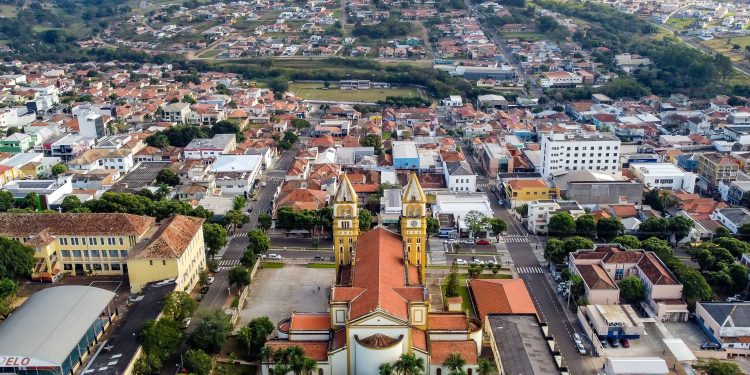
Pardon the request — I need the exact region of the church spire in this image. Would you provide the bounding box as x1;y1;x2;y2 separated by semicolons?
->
401;173;427;282
335;173;357;203
403;173;426;204
333;173;360;278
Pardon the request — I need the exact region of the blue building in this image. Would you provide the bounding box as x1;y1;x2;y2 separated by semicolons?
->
393;141;420;169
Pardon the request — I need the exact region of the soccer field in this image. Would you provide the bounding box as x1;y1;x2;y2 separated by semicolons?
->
288;82;423;102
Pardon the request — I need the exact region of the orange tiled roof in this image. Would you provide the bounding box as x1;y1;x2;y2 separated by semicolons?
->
0;213;154;237
128;215;204;259
265;340;329;361
468;279;537;321
290;313;330;331
429;341;478;365
507;179;548;190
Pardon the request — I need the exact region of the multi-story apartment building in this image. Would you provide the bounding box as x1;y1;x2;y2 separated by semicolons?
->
525;200;585;234
696;153;739;188
0;213;155;282
480;142;513;178
162;102;192;123
539;133;621;178
183;134;237;160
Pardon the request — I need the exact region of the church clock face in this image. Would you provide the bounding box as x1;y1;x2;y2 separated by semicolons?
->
410;220;418;227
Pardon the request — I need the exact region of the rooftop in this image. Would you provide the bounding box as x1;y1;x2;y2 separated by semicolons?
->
487;315;561;375
184;134;235;150
128;215;204;260
0;286;115;365
630;162;690;177
699;302;750;328
468;278;536;321
0;213;154;237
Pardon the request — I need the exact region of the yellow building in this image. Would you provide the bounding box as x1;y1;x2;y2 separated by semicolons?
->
0;213;155;281
0;165;23;185
400;173;428;281
333;174;360;269
504;178;559;207
127;215;206;293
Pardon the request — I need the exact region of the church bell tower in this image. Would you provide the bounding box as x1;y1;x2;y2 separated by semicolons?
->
401;173;427;281
333;174;359;271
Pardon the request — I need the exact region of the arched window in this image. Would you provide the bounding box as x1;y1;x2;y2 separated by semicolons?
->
436;369;442;375
318;370;323;375
467;369;472;375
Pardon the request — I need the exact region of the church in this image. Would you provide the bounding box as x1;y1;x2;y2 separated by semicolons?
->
264;174;482;375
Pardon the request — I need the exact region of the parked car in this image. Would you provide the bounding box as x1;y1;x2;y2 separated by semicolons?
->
727;294;744;302
701;342;721;350
207;276;215;285
455;259;468;265
609;338;620;348
460;239;473;245
485;260;498;266
444;238;456;244
182;318;191;328
200;286;209;295
469;259;485;266
600;340;608;349
313;256;325;261
621;339;630;348
573;333;582;346
576;343;587;355
267;253;282;259
475;239;491;245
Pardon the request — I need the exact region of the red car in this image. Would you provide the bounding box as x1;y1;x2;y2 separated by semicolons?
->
475;239;491;245
621;339;630;348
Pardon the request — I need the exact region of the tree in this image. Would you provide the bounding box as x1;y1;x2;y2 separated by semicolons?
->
199;270;209;287
51;163;68;176
240;249;257;268
487;218;507;240
139;318;183;364
162;291;197;322
712;237;750;259
0;238;35;279
278;130;300;150
0;278;17;318
569;274;584;298
0;191;14;212
379;363;396;375
426;217;440;237
393;353;425;375
188;310;232;354
669;216;694;243
563;236;594;254
224;209;247;230
258;212;272;232
667;259;713;302
155;168;179;186
574;215;596;238
613;235;641;249
477;359;496;375
227;265;251;290
726;263;750;294
596;217;625;242
183;349;213;375
233;196;247;210
237;316;275;357
60;195;83;212
641;237;673;261
548;212;576;237
618;276;644;303
5;127;19;137
358;209;373;231
638;217;670;240
247;229;270;255
694;359;742;375
269;79;289;96
544;238;566;264
203;223;228;257
714;226;732;238
464;210;488;238
643;189;664;212
443;353;466;375
445;262;460;298
361;134;383;154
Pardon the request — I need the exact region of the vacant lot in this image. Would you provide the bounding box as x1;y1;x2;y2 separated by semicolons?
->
288;82;422;102
666;17;697;30
701;36;750;63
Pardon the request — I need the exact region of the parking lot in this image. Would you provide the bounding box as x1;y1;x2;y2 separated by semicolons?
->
237;264;334;329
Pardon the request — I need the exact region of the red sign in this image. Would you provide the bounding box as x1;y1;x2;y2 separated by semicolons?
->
0;356;31;366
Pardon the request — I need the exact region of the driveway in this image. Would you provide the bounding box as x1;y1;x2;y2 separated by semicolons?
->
237;264;334;329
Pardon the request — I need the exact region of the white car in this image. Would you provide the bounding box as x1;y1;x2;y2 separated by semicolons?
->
445;238;456;243
182;318;192;328
267;254;282;259
207;276;215;285
485;260;498;266
469;259;485;266
573;333;582;346
455;259;468;265
576;343;587;355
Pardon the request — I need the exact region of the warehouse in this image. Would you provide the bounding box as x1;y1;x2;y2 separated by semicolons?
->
0;286;116;375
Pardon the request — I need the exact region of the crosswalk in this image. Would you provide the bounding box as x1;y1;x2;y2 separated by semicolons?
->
233;232;248;238
271;168;287;173
516;266;545;274
219;259;240;267
266;176;284;181
498;235;527;243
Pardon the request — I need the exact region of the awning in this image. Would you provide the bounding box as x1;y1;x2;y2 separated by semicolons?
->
663;338;697;362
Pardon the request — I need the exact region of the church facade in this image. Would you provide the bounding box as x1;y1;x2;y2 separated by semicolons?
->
264;174;482;375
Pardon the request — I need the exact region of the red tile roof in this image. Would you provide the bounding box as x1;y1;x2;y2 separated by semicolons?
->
128;215;204;259
429;341;478;365
576;264;617;289
265;340;329;361
468;279;537;321
290;313;330;331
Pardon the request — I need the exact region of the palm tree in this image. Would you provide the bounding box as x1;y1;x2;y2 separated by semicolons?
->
443;353;466;375
301;358;317;375
260;346;275;374
658;190;678;211
379;363;395;375
271;363;290;375
477;359;496;375
394;353;425;375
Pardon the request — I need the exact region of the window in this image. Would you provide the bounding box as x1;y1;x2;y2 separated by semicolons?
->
82;238;87;245
162;260;167;266
83;250;89;257
72;250;81;257
108;238;116;245
60;238;68;245
119;238;124;245
120;250;128;258
615;268;624;281
93;263;102;271
109;250;119;258
149;260;153;266
71;238;80;246
89;237;98;245
91;250;100;257
64;264;72;271
111;263;121;271
61;250;71;257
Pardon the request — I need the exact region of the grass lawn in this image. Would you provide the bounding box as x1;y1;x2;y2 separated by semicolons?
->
700;37;750;63
199;49;223;58
306;263;337;268
261;262;285;268
288;82;422;102
666;17;697;30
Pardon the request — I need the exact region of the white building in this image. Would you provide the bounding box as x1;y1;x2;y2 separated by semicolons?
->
442;161;476;192
78;112;106;140
539;71;583;88
604;357;667;375
696;302;750;351
432;193;494;236
539;132;621;178
162;102;191;123
441;95;463;107
628;163;696;192
711;207;750;234
209;154;262;194
184;134;237;160
526;200;585;234
724;125;750;146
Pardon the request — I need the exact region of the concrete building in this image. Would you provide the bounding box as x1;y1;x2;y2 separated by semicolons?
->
184;134;237;160
78;112;106;140
629;163;696;192
539;133;621;178
724;125;750;145
432;193;494;237
0;133;34;153
442;161;476;192
2;176;73;209
711;207;750;234
526;200;585;235
480;142;513;178
604;358;667;375
209;154;262;194
0;286;116;375
503;179;559;207
696;302;750;351
0;213;154;280
569;245;688;322
161;102;191;123
127;215;206;293
580;304;645;339
540;71;583;88
552;170;642;206
392;141;420;169
696;153;739;187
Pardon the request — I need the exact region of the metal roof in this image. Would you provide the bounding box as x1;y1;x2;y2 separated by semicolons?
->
0;286;115;365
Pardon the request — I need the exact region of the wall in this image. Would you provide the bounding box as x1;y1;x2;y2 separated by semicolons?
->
564;181;643;205
127;258;179;293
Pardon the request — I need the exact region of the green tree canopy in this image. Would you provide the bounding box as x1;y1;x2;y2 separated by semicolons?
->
187;310;232;354
359;209;373;231
712;237;750;259
60;195;83;212
237;316;275;358
228;265;251;290
694;359;742;375
548;212;575;236
638;217;670;240
0;238;34;279
51;163;68;176
618;275;644;303
258;212;272;232
139;318;183;365
155;168;179;186
596;217;625;242
612;235;641;249
203;223;228;257
247;229;270;255
574;214;596;238
183;349;213;375
162;291;197;322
